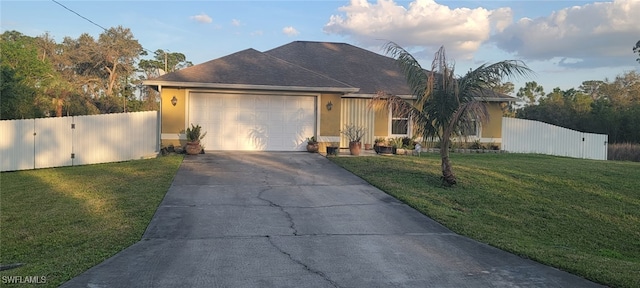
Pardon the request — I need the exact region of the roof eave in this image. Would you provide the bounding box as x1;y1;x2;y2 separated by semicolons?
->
143;80;359;93
342;93;516;102
476;97;517;102
343;93;416;99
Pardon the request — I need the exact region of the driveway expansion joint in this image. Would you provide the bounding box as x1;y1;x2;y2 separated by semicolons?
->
278;203;391;209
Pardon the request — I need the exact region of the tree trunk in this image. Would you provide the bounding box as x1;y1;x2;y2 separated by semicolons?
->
105;62;118;97
439;137;457;186
55;101;63;117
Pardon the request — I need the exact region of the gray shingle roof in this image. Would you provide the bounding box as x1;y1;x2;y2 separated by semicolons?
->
265;41;412;95
146;41;515;101
150;48;355;90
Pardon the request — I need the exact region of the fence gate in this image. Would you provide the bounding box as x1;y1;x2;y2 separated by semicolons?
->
1;111;158;172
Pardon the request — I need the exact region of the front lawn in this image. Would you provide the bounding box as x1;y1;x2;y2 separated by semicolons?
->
331;153;640;288
0;155;183;287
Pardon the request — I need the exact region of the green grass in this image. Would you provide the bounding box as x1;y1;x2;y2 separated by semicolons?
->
330;153;640;288
0;155;183;287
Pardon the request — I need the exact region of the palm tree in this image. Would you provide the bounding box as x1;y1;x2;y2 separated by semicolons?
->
373;42;532;186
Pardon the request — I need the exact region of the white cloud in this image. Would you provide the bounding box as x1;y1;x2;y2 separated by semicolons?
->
283;26;300;36
323;0;513;59
190;13;212;24
492;0;640;68
231;19;241;27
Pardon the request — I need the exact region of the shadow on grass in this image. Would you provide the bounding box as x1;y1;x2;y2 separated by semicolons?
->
0;156;183;287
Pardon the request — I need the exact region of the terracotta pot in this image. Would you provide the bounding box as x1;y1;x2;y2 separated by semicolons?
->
364;143;372;150
185;141;202;155
306;143;319;153
349;141;361;156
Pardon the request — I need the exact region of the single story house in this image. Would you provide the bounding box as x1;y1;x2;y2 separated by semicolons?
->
144;41;514;152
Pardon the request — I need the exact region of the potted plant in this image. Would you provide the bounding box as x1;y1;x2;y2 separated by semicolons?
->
341;124;366;156
185;123;207;155
372;137;389;154
364;143;373;150
306;136;319;153
389;137;404;155
373;137;385;152
326;142;339;156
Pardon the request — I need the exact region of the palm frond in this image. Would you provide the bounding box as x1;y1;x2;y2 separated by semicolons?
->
383;42;428;100
459;60;534;100
370;91;438;139
448;100;489;138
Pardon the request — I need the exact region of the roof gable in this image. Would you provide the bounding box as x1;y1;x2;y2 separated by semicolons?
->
265;41;412;95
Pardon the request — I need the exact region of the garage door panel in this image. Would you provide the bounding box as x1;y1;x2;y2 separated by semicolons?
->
248;125;268;150
189;93;315;151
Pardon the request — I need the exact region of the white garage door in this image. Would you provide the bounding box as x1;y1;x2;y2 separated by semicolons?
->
189;92;316;151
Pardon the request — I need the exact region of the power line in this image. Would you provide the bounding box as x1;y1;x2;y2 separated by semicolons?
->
50;0;156;55
51;0;109;32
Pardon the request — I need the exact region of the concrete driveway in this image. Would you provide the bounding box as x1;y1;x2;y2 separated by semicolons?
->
63;152;602;287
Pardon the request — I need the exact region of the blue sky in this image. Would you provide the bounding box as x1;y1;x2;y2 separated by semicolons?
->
2;0;639;94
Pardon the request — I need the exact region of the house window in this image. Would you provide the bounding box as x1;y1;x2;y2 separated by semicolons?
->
391;109;409;135
460;119;479;137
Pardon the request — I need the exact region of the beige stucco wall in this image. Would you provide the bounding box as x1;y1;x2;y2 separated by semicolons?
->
374;108;388;137
158;89;504;150
161;88;186;147
481;102;504;139
320;93;342;136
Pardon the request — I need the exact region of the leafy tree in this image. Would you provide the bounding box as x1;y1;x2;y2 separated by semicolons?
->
0;65;42;119
600;71;640;107
518;71;640;144
96;26;143;100
518;87;592;131
493;81;515;95
1;28;180;117
35;32;58;62
491;81;517;116
373;43;532;186
0;31;54;91
139;49;193;76
137;49;193;111
516;81;544;106
44;76;76;117
44;27;145;114
0;31;56;117
579;80;605;100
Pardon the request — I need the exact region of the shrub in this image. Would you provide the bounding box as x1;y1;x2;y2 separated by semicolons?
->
469;139;485;150
401;137;411;148
185;123;207;142
608;143;640;162
388;137;404;148
374;137;387;146
341;124;366;142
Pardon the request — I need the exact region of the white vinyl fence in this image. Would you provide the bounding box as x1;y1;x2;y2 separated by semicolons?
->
502;117;608;160
1;111;159;172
